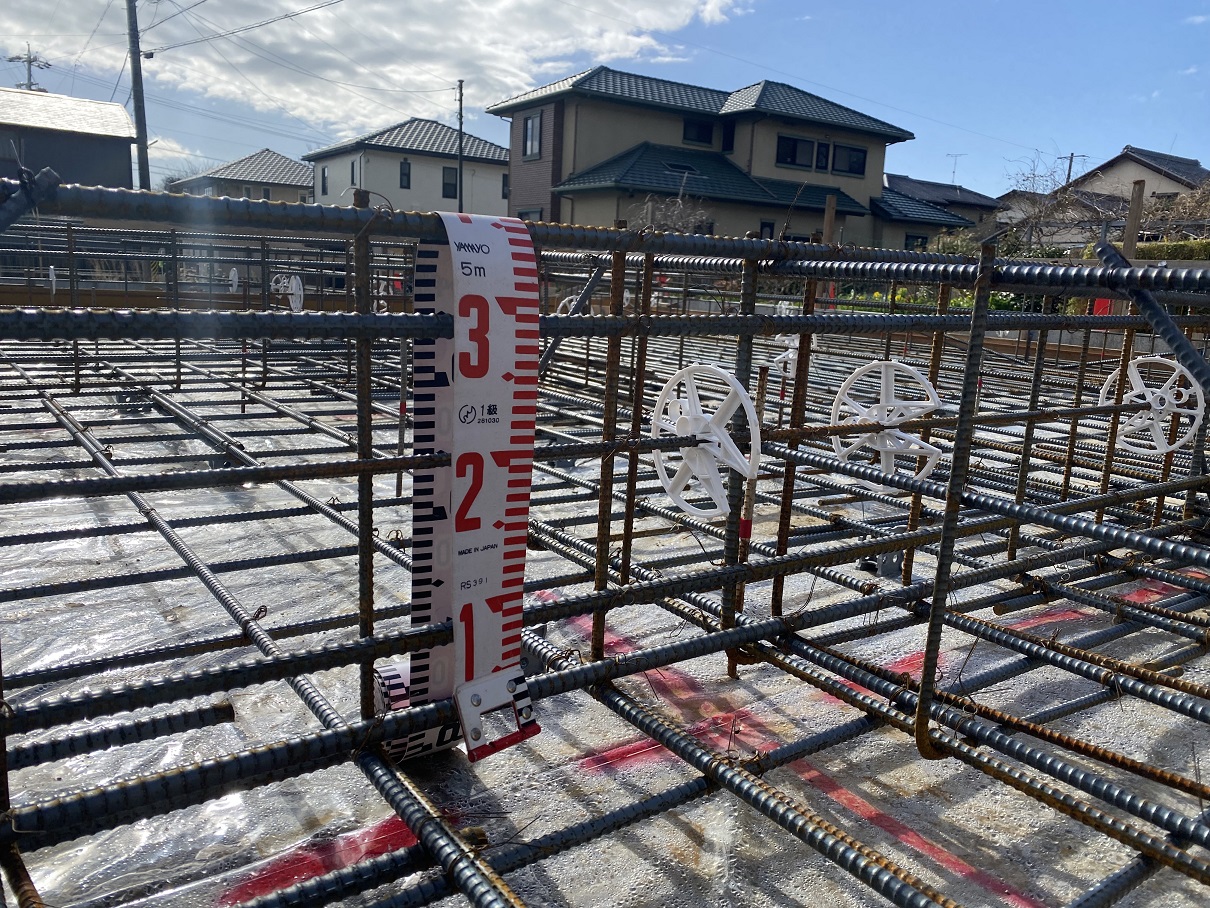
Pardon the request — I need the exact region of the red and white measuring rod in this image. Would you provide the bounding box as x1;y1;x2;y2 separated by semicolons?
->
377;213;541;763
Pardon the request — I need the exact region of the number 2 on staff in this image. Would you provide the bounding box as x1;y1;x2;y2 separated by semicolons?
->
455;452;484;531
458;294;490;379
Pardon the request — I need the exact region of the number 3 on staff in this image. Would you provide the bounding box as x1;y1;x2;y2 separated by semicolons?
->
458;294;490;379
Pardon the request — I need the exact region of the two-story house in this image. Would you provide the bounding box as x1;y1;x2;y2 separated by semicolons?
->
167;148;313;201
486;66;967;248
303;118;509;215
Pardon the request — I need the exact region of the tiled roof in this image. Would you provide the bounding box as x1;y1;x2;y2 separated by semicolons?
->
173;148;312;189
0;86;134;140
487;66;727;115
721;81;913;142
870;188;973;227
487;67;912;141
885;173;1000;209
1122;145;1210;188
553;142;867;215
304;118;508;163
751;176;869;215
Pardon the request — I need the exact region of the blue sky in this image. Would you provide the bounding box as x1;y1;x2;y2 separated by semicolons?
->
2;0;1208;196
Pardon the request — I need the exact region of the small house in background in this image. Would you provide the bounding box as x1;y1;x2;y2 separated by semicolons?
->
870;188;973;251
883;173;1001;231
1068;146;1209;203
302;118;509;215
167;148;313;202
0;86;135;188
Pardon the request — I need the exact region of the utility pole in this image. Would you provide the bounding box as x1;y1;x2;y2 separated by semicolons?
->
945;153;966;184
1061;152;1088;185
6;43;51;91
457;79;464;213
124;0;151;190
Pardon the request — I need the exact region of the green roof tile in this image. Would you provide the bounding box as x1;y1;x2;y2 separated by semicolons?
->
554;143;867;215
488;67;912;141
870;188;974;227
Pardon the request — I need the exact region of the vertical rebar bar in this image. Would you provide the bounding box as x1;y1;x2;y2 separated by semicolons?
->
914;241;996;760
618;254;654;585
1007;300;1051;560
353;189;376;722
1060;297;1096;501
592;224;628;660
902;283;951;585
771;278;817;616
719;258;758;676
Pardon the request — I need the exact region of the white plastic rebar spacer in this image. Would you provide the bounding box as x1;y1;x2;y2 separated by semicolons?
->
830;360;942;493
1099;356;1205;455
650;363;762;518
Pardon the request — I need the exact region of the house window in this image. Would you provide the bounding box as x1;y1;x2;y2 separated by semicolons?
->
350;160;357;185
832;144;867;176
776;135;815;168
721;121;735;154
399;160;411;189
320;166;328;195
517;208;543;221
682;118;714;145
522;112;541;159
442;166;458;199
815;142;830;171
242;185;253;198
261;187;271;200
298;191;308;203
502;172;510;199
759;220;775;239
904;234;929;252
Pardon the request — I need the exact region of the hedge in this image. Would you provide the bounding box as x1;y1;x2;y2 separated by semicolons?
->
1081;238;1210;260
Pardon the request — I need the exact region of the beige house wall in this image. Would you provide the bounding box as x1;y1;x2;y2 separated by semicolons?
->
748;122;887;206
563;99;705;176
1076;160;1190;199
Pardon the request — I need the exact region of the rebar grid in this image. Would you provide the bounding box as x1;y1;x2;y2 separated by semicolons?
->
1;189;1210;908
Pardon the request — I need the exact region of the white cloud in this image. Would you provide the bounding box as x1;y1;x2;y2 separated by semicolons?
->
0;0;750;143
1186;14;1210;24
1182;65;1199;75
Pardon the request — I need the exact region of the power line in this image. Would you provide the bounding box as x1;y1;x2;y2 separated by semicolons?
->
141;0;209;34
143;0;345;55
164;1;455;121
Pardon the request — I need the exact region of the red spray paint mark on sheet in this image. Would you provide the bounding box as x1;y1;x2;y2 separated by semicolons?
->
563;615;1040;905
218;810;461;906
792;759;1047;908
821;649;946;706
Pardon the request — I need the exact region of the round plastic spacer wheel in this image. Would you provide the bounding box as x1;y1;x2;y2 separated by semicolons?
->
830;360;943;493
1098;356;1205;455
650;363;762;518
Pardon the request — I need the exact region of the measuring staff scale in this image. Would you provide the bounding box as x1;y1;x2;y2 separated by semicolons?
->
376;213;541;762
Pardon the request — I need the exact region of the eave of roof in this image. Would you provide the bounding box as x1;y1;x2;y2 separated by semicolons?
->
552;142;867;215
871;188;973;227
0;86;135;140
172;148;312;189
885;173;1001;209
304;118;508;164
487;66;913;142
